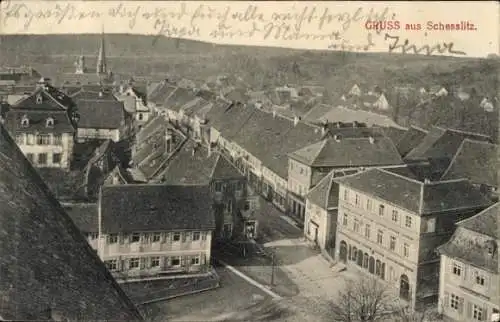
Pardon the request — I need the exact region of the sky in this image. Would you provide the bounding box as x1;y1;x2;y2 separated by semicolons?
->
0;1;498;58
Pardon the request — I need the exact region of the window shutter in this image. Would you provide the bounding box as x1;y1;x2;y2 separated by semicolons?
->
458;297;464;314
182;232;187;242
186;232;191;241
119;234;124;245
466;302;472;318
140;257;146;269
124;258;130;270
201;254;206;265
181;256;186;267
443;292;449;308
462;264;467;280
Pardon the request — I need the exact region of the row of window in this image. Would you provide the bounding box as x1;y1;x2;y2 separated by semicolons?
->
26;152;62;165
15;133;63;146
104;254;203;271
451;261;489;287
344;189;413;229
21;115;55;128
448;293;490;321
89;231;209;244
214;181;245;193
343;212;411;258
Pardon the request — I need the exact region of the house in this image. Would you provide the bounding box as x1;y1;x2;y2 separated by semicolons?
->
96;184;216;281
4;78;78;169
334;168;492;310
130;116;186;182
159;139;260;241
0;123;142;320
290;134;404;223
436;202;499;322
347;84;362;96
71;88;117;102
75;99;127;142
360;92;391;110
146;81;177;115
480;97;495;112
161;86;198;123
115;85;151;125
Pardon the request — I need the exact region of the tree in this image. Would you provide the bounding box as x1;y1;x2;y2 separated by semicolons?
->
330;276;441;322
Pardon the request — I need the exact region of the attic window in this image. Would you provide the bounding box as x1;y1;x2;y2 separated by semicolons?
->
21;115;29;127
36;94;43;104
46;117;54;127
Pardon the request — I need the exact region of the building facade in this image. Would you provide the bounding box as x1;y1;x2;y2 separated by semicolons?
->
334;168;492;310
437;203;499;322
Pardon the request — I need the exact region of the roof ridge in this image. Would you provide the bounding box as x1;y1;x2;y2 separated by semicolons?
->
378;167;424;185
440;139;467;180
455;202;499;227
462;138;497;146
445;127;491;138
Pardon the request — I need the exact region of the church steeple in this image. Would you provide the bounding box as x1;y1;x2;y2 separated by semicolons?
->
96;27;107;75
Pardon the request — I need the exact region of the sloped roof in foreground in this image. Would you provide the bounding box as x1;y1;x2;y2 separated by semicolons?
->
0;124;142;321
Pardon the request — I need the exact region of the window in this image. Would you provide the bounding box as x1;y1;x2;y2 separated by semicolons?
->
403;243;409;257
36;134;50;145
377;230;383;244
365;224;371;238
366;199;372;210
131;233;140;243
105;260;118;271
26;134;35;145
343;189;349;201
152;233;161;243
343;213;348;226
405;216;412;228
26;153;34;163
151;257;160;267
36;94;43;104
452;262;462;276
355;194;360;206
108;234;118;244
171;256;181;266
378;204;385;216
214;182;222;192
472;304;483;320
391;210;398;222
15;134;24;145
129;258;140;269
244;201;251;211
88;232;98;240
353;219;360;233
225;200;232;213
172;232;181;242
192;231;201;241
450;294;461;310
475;272;485;286
390;236;396;251
38;153;47;165
46;117;54;127
191;256;200;265
52;153;61;164
138;113;143;121
201;232;207;240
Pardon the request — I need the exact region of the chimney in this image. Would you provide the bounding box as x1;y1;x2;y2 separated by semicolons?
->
272;110;277;118
334;134;341;142
208;143;212;157
293;116;300;126
98;91;103;98
369;136;375;144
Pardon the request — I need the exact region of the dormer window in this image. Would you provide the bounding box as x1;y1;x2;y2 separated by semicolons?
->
21;115;29;127
36;94;43;104
46;117;54;128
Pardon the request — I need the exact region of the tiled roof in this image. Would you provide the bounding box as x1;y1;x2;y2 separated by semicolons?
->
335;168;492;215
0;124;142;321
395;126;428;157
196;89;217;101
76;99;125;129
211;154;245;180
289;136;404;168
148;82;177;105
100;184;216;233
71;89;117;102
458;202;499;239
63;203;99;233
160;139;219;185
405;127;491;161
55;72;107;86
115;94;137;113
135;115;166;145
163;87;197;112
441;139;498;187
381;126;408;145
5;110;75;134
13;86;75;111
307;171;338;209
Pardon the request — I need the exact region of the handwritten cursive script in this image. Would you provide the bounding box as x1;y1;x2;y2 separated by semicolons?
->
384;33;466;56
328;32;376;52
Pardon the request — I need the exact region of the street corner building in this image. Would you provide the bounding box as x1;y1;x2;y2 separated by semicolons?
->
437;202;499;322
333;167;493;311
0;124;143;321
95;184;216;282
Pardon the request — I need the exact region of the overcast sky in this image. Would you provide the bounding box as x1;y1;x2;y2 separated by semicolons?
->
1;1;498;57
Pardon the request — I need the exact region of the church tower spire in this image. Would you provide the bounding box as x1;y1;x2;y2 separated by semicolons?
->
96;26;107;75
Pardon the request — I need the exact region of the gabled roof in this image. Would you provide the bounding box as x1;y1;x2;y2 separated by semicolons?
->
289;136;404;168
307;171;338;209
441;139;498;187
71;89;117;101
163;87;197;112
459;202;499;239
76;99;125;129
63;203;99;233
100;184;216;233
335;168;492;215
211;154;245;180
395;126;428;157
135;115;167;145
0;124;142;321
148;82;177;105
5;109;76;134
13;85;75;111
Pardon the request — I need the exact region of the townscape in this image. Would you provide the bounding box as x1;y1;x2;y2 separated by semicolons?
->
0;31;498;322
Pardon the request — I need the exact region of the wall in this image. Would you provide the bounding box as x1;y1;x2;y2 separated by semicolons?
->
17;132;74;169
77;128;119;142
304;200;331;250
287;159;312;197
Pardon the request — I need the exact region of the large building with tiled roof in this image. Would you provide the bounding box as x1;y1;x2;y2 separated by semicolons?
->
334;168;492;310
4;78;78;169
97;184;216;281
394;126;428;158
159;139;260;241
0;124;143;320
437;202;499;322
74;99;127;142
